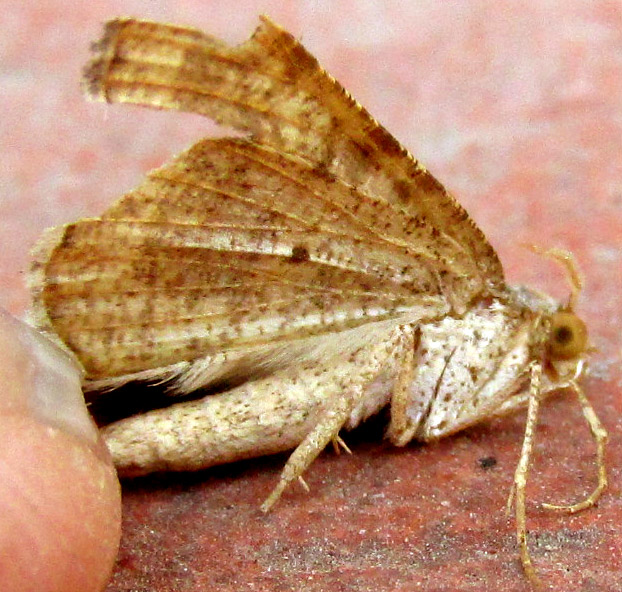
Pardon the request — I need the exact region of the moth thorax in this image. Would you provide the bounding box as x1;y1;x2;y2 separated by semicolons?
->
547;311;588;360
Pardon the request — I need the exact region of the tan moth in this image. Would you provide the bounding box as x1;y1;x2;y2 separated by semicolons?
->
27;17;608;586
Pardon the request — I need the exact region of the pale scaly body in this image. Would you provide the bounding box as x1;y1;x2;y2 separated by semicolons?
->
104;295;533;478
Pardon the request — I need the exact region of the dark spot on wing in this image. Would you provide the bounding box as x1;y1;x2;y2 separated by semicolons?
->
394;178;412;204
290;245;310;263
468;365;479;383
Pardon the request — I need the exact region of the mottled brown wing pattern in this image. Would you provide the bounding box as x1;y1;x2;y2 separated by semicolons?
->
29;17;504;391
30;137;449;386
84;17;503;287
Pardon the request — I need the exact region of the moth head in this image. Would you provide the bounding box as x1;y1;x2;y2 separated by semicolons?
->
547;310;588;360
532;246;593;374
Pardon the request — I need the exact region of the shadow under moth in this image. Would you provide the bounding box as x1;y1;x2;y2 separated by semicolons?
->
28;17;608;587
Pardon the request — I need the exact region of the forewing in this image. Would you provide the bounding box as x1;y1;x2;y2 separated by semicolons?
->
29;137;449;390
83;17;503;290
29;18;504;393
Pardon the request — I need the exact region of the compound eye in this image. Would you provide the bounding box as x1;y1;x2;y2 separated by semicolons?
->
548;312;588;359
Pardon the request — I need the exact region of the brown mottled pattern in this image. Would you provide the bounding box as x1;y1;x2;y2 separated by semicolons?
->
31;18;502;385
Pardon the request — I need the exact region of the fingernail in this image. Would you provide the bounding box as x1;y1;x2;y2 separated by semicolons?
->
0;309;99;446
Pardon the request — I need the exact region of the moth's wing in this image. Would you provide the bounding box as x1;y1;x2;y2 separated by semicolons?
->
29;137;450;392
83;17;503;290
29;18;504;394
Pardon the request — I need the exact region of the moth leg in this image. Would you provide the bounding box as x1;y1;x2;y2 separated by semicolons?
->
385;325;418;446
542;381;608;513
297;476;310;492
331;435;353;455
507;362;543;588
261;324;415;512
261;388;358;512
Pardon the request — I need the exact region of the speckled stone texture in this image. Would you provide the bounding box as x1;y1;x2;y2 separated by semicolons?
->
1;1;621;591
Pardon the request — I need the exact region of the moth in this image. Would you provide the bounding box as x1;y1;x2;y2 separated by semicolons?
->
28;17;607;586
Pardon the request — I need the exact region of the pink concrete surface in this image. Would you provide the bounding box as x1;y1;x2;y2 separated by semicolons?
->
1;1;621;590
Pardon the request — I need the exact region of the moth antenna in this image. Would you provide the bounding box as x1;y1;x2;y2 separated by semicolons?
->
541;380;608;513
525;245;583;310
